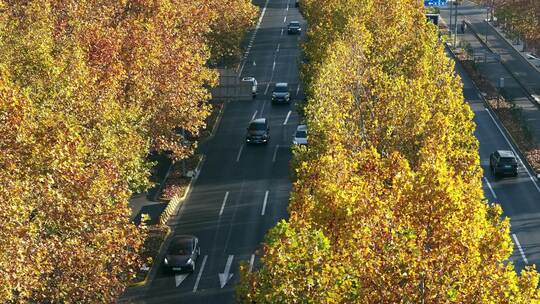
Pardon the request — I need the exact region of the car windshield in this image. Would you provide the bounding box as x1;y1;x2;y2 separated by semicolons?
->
170;241;191;255
290;22;300;27
249;122;266;130
499;157;516;164
295;130;307;138
274;86;288;93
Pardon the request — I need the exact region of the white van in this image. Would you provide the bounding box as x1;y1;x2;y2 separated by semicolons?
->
241;77;258;97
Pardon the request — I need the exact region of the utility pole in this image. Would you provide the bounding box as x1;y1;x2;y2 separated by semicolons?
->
453;1;458;47
449;1;453;45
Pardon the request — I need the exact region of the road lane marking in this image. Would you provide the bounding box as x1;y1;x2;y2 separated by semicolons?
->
281;28;284;36
264;82;271;95
259;100;267;117
219;191;230;216
251;110;258;121
283;110;291;125
296;84;300;96
261;190;269;215
512;234;529;264
236;144;244;162
272;145;279;162
249;254;255;272
175;273;189;287
483;177;497;199
284;16;287;23
276;43;280;52
193;255;208;292
237;0;269;77
485;108;540;193
218;255;234;288
272;60;276;71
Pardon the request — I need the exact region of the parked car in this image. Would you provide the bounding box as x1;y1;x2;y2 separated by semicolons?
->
164;235;200;273
287;21;301;35
295;0;299;7
489;150;518;177
271;83;291;104
525;53;540;68
241;76;258;97
292;125;307;145
246;118;270;144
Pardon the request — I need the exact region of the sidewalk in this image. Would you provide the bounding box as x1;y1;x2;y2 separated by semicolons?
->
439;2;540;145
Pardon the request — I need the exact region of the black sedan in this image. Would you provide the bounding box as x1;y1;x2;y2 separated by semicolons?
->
489;150;518;177
163;235;200;273
246;118;270;144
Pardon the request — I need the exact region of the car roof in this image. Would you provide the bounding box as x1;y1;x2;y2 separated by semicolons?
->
251;118;267;124
296;124;307;131
275;82;288;87
497;150;515;158
171;235;196;246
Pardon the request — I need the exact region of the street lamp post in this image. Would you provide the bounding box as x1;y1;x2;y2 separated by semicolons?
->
454;1;458;47
449;1;453;45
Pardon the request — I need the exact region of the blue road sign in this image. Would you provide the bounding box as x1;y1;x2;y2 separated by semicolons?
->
424;0;447;6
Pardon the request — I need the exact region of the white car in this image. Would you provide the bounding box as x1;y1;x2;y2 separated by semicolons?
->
525;53;540;68
241;77;258;97
292;125;307;145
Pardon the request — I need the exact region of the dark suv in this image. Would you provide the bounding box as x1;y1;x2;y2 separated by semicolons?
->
287;21;301;35
271;83;290;104
489;150;518;177
246;118;270;144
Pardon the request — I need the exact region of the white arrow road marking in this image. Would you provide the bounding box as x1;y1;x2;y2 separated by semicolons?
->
253;60;256;66
218;255;234;288
512;234;529;264
175;274;189;287
193;255;208;292
236;144;244;162
261;190;269;216
219;191;230;216
283;110;291;125
483;177;497;199
272;145;279;162
249;254;255;273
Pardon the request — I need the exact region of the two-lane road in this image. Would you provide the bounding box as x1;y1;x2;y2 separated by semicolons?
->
132;0;306;302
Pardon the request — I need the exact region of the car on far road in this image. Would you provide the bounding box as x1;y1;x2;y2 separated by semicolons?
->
272;82;291;104
241;76;258;97
287;21;301;35
164;235;200;273
246;118;270;144
525;53;540;68
292;124;308;145
489;150;518;177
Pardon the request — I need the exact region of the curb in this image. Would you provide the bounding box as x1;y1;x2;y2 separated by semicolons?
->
446;44;540;183
159;154;206;225
129;226;172;288
199;101;227;146
464;20;539;107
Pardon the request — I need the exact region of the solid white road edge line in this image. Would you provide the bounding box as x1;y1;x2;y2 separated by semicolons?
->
237;0;269;77
261;190;269;216
249;254;255;272
251;110;258;121
192;255;208;292
512;234;529;264
483;177;497;199
283;110;291;125
485;108;540;193
219;191;230;216
236;144;244;162
272;145;279;162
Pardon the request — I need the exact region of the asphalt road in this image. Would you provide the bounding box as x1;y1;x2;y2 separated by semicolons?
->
125;0;305;302
453;51;540;271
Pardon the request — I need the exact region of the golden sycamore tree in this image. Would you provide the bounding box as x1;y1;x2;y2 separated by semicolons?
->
0;0;256;301
238;0;540;302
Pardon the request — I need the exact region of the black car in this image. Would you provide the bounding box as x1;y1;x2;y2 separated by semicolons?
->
295;0;299;7
489;150;518;177
164;235;200;273
271;83;291;104
246;118;270;144
287;21;301;35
